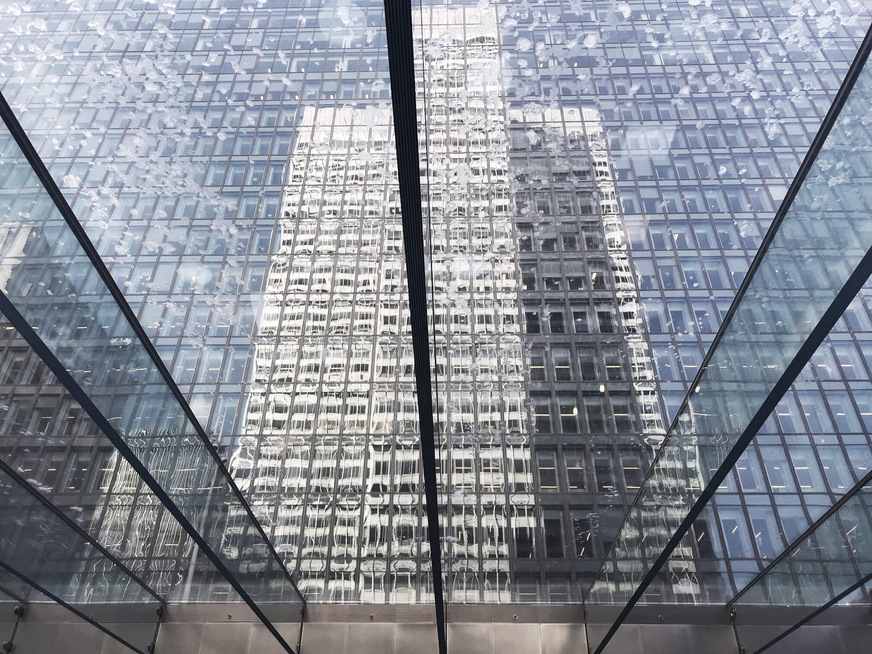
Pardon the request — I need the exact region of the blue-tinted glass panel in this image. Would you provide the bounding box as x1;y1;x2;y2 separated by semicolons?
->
732;485;872;653
588;35;872;641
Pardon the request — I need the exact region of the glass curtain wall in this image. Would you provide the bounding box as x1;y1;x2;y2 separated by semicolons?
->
587;26;872;652
731;479;872;653
0;0;870;614
730;321;872;653
411;0;870;607
0;101;303;617
0;309;232;602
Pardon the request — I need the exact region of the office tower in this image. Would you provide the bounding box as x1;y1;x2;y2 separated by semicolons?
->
225;4;662;603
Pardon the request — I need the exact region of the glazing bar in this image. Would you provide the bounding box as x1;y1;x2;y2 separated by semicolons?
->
383;0;448;651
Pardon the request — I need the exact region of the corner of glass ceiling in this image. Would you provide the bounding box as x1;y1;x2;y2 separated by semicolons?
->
730;467;872;654
0;458;163;654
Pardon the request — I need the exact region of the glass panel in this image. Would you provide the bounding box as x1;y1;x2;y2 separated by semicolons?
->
0;463;159;653
0;567;25;604
587;36;872;642
732;485;872;653
414;1;666;605
654;328;872;607
0;0;409;609
0;114;302;615
0;0;867;624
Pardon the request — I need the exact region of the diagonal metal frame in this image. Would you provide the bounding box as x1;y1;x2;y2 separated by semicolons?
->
587;21;872;654
742;568;872;654
0;583;26;605
731;464;872;606
0;559;154;654
729;455;872;652
383;0;448;651
0;289;299;654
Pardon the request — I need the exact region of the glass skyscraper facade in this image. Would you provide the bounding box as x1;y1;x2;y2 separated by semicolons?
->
1;0;872;640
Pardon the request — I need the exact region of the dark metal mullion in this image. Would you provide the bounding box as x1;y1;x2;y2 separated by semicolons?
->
592;244;872;654
585;20;872;599
0;91;305;607
0;456;164;605
730;463;872;605
0;560;150;654
0;584;26;604
0;291;298;654
382;0;447;652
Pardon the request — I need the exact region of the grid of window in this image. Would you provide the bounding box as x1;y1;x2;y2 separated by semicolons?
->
0;0;869;608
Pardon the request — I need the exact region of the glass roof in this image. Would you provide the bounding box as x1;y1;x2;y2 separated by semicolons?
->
1;0;872;651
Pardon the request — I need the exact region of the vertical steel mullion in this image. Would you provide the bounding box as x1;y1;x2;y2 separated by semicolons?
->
382;0;448;652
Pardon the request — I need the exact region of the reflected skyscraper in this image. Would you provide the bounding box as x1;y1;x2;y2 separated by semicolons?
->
224;5;661;603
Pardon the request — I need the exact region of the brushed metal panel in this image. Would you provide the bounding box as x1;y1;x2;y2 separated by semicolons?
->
448;623;492;654
49;621;107;654
198;622;252;654
301;622;348;654
347;622;396;654
396;623;439;653
248;623;291;654
492;624;541;654
156;622;205;654
540;624;586;654
685;626;737;654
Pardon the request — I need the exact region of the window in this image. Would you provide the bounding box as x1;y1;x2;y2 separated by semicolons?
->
543;512;565;558
558;393;580;433
585;395;607;432
596;302;617;333
537;450;559;491
533;392;553;433
572;515;593;558
572;304;591;333
564;448;587;490
549;305;566;333
692;519;716;558
578;345;599;380
552;346;573;380
594;452;616;492
525;306;541;333
530;347;546;381
620;449;644;490
602;345;627;380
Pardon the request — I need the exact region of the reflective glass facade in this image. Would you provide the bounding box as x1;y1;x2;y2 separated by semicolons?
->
0;0;871;627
